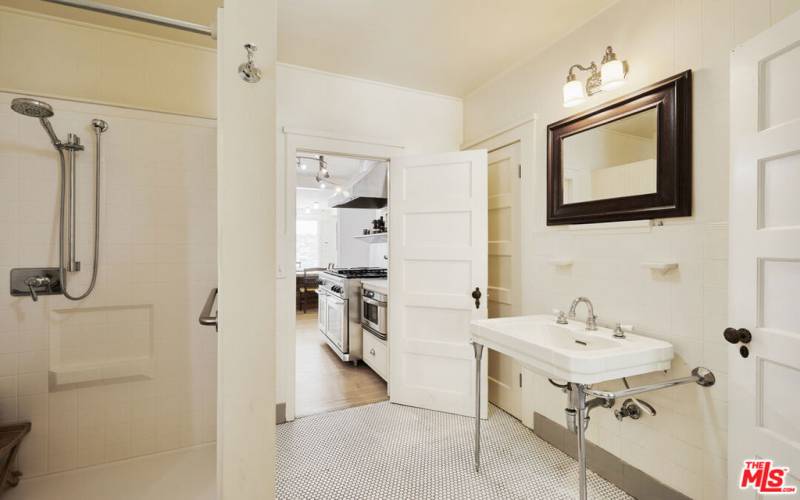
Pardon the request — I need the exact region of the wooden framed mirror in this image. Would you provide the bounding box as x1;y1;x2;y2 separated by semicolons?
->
547;70;692;225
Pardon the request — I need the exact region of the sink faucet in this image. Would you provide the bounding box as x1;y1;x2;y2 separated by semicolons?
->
568;297;598;331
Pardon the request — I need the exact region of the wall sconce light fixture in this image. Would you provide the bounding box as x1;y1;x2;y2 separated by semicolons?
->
562;46;627;107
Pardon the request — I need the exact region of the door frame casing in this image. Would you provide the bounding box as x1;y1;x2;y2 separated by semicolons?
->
277;127;404;421
463;116;537;428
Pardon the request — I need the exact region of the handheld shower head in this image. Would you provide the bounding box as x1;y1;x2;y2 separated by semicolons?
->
10;97;53;118
10;97;61;147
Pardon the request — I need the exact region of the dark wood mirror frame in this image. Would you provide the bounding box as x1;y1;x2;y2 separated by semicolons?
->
547;70;692;225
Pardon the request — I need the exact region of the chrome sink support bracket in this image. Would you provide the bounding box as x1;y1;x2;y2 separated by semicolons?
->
565;367;715;500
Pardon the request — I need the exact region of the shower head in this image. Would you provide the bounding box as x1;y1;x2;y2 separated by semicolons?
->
10;97;61;147
10;98;54;118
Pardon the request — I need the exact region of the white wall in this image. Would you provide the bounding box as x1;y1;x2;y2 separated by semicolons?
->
276;63;463;417
337;208;377;268
0;92;217;476
463;1;800;498
0;6;216;118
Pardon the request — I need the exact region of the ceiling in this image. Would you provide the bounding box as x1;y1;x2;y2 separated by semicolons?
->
1;0;617;96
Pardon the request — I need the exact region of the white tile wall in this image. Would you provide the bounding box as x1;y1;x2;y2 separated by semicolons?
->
463;1;800;498
0;91;217;476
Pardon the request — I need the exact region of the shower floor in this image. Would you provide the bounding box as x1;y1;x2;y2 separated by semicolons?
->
4;444;215;500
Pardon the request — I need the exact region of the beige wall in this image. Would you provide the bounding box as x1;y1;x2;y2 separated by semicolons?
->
0;91;217;476
0;6;216;118
463;0;800;498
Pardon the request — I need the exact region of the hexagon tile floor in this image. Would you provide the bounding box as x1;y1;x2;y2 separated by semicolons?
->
276;402;632;499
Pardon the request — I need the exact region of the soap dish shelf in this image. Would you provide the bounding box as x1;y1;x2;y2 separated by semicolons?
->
641;261;679;273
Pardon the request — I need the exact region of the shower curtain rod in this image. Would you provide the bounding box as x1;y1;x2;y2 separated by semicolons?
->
42;0;214;37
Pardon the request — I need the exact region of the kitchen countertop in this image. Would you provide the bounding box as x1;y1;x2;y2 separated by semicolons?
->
361;278;388;295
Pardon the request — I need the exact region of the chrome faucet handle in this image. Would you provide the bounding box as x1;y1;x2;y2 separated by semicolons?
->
613;323;633;338
553;309;568;324
24;276;51;302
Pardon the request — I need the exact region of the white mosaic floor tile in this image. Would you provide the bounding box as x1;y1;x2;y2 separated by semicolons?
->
277;402;632;499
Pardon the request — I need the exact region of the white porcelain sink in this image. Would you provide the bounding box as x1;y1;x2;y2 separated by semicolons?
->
470;314;673;384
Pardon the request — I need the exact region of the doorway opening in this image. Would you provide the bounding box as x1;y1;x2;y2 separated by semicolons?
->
293;152;389;417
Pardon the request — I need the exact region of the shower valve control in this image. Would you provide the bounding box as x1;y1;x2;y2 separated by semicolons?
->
10;268;63;301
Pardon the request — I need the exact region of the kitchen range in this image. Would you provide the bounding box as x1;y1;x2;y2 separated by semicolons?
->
317;267;387;364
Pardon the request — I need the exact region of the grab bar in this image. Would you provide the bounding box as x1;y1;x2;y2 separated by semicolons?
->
199;287;218;331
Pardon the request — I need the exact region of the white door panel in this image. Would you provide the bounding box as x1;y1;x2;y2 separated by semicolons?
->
487;143;523;420
389;150;488;418
729;9;800;498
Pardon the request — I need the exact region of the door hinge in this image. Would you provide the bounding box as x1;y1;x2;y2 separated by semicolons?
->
518;164;522;179
519;372;523;388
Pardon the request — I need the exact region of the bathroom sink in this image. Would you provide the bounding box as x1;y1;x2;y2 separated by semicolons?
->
470;315;673;384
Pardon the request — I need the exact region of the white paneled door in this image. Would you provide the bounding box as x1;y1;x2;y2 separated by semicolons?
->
389;150;488;418
729;10;800;499
487;143;523;420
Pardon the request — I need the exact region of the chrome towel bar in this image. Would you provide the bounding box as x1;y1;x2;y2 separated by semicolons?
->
583;367;715;404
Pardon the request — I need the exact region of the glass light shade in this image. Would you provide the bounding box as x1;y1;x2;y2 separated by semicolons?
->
601;59;625;90
563;79;586;107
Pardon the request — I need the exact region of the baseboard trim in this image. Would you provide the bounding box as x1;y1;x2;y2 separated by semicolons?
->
533;413;690;500
276;402;287;424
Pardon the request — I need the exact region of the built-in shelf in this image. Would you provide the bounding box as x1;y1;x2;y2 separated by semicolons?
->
549;258;574;267
641;261;679;273
49;356;154;387
354;233;387;244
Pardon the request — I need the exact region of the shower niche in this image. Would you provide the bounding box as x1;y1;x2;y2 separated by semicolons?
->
48;304;155;387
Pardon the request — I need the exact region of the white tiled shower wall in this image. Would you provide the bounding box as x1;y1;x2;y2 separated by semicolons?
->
0;92;217;476
464;1;800;498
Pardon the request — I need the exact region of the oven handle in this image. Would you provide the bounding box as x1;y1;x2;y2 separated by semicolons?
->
327;295;347;306
362;296;387;307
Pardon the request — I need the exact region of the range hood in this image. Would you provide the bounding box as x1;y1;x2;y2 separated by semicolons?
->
329;162;388;209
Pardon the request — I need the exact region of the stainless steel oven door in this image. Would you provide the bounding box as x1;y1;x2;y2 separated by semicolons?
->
324;294;348;352
316;289;328;335
361;295;387;338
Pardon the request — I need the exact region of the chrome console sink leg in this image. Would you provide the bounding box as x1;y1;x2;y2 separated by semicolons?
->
571;383;589;500
472;341;484;473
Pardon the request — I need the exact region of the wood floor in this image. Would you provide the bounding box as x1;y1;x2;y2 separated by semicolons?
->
295;312;388;418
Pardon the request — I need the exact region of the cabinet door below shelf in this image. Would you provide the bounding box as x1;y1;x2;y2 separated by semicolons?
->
362;331;388;381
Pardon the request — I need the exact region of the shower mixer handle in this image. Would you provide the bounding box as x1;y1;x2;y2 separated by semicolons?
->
24;276;51;302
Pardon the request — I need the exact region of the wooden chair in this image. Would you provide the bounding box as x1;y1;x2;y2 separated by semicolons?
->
298;267;325;313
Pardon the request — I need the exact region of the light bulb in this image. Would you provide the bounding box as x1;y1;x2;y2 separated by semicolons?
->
563;79;586;108
319;182;326;189
601;59;625;90
335;186;342;193
299;162;307;170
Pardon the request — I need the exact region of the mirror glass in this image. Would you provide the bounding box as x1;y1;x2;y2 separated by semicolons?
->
561;107;658;204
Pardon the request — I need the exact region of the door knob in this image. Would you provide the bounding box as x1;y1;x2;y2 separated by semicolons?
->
723;327;752;344
471;287;482;309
